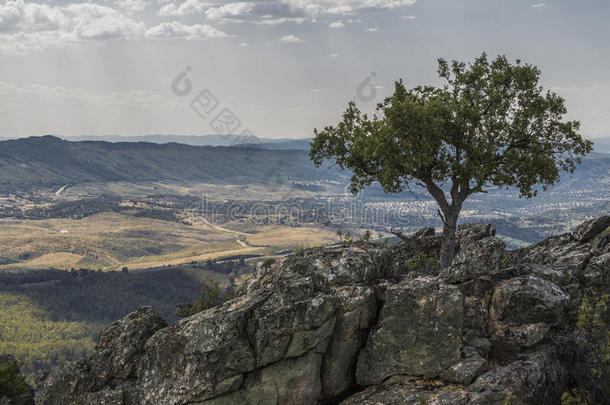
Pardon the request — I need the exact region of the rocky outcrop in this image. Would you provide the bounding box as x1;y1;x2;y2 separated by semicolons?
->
35;216;610;405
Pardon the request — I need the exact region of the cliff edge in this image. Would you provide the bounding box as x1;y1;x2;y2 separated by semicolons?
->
34;217;610;405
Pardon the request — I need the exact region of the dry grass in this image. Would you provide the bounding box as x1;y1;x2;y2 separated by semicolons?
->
0;212;338;271
246;225;338;248
0;212;233;271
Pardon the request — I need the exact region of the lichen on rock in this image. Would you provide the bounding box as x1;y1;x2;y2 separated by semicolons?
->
33;217;610;405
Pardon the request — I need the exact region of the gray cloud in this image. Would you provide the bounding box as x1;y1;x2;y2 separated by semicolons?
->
159;0;416;23
1;0;608;139
0;0;228;54
145;21;227;39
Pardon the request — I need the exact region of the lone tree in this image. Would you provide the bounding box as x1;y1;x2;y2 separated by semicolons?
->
310;53;592;268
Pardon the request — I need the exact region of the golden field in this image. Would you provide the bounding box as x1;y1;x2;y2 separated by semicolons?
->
0;212;338;271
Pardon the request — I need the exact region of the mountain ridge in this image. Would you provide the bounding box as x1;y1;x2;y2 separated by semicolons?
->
0;136;338;192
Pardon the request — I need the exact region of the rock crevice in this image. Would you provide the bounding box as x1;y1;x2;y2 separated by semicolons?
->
34;216;610;405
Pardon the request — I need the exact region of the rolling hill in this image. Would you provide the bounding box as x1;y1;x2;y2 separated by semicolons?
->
0;136;340;192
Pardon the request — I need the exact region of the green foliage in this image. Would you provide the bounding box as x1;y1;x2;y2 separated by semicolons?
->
561;389;590;405
311;53;592;266
311;53;591;199
192;280;225;313
405;252;438;273
336;228;354;247
575;292;610;400
502;394;517;405
336;229;376;248
0;293;98;381
191;280;240;314
0;268;206;378
0;356;29;398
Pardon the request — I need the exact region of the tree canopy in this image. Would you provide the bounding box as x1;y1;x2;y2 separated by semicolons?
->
310;53;592;267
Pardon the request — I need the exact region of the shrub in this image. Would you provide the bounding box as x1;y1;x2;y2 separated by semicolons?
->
191;280;240;314
561;389;590;405
0;356;29;398
570;292;610;403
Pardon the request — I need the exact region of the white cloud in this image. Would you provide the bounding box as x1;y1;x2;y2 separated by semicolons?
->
145;21;227;40
329;53;339;57
310;88;321;92
401;15;416;20
329;20;345;28
202;2;308;25
531;3;545;8
0;0;227;55
0;1;146;54
238;42;248;46
112;0;147;12
158;0;417;23
280;34;302;42
158;0;209;16
65;3;145;41
365;26;378;32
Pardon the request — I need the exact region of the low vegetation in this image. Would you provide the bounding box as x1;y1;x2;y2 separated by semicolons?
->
0;356;29;398
191;280;241;314
0;267;211;378
561;292;609;404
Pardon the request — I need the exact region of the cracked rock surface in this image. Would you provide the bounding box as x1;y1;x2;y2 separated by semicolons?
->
35;216;610;405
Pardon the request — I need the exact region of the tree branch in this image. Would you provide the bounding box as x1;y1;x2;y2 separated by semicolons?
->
390;228;410;243
423;178;450;213
437;208;447;225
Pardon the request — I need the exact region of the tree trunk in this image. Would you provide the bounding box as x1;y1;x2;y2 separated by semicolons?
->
439;210;459;269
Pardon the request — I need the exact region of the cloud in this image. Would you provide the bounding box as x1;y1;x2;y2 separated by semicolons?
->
111;0;148;12
0;0;226;55
401;15;416;20
238;42;248;46
0;1;146;54
158;0;209;16
365;26;378;32
329;53;339;57
531;3;545;8
0;81;163;107
158;0;417;23
329;20;345;28
65;3;145;41
145;21;227;40
280;34;302;42
203;2;308;25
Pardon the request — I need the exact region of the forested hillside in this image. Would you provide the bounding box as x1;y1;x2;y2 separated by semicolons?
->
0;267;217;378
0;136;340;192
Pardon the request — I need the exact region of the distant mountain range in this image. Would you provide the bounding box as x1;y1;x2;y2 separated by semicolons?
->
61;135;313;150
1;134;608;152
590;135;610;153
0;136;338;192
29;134;610;154
0;135;608;195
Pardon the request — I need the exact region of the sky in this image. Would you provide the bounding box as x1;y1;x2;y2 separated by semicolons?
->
0;0;608;140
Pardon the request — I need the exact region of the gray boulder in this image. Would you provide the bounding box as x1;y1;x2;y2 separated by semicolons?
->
35;307;167;405
356;276;463;384
572;215;610;242
33;217;610;405
488;275;568;348
442;237;507;283
457;223;496;245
